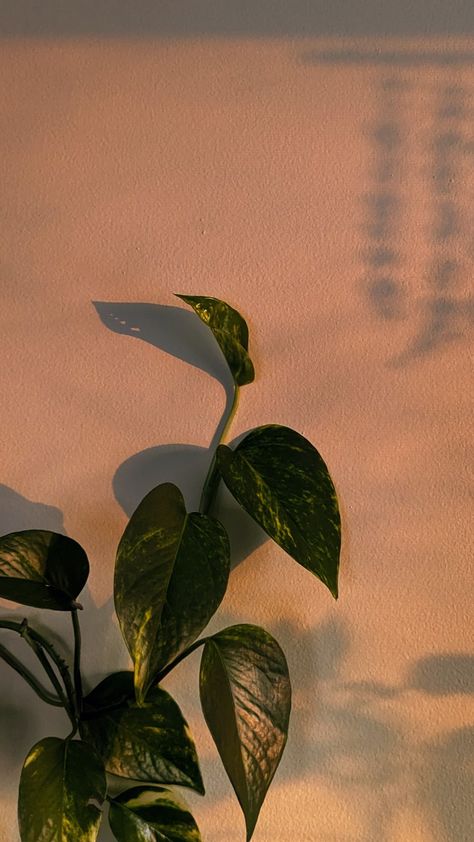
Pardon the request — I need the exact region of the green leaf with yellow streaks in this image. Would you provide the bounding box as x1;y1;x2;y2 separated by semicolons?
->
0;530;89;610
109;786;202;842
18;737;106;842
114;483;230;702
80;672;204;794
216;424;340;597
200;624;291;841
175;295;255;385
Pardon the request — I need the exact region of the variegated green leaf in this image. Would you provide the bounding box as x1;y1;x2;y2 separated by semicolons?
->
80;672;204;794
200;624;291;841
0;530;89;610
175;295;255;386
114;483;230;702
216;424;340;597
109;786;202;842
18;737;106;842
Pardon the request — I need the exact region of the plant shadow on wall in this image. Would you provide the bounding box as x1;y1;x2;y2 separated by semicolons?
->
0;296;343;842
0;487;68;792
283;618;473;842
93;300;267;563
85;299;474;841
302;46;474;367
0;487;119;815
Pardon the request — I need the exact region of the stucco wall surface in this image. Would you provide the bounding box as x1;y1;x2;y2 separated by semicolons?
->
0;7;473;842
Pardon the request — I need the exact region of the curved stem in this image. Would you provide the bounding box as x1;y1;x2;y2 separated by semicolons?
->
0;618;77;725
21;627;71;712
71;609;83;717
155;637;208;684
199;384;240;515
0;641;63;706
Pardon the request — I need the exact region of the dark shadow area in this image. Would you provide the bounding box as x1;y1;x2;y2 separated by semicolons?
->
302;62;474;366
0;484;64;535
1;0;474;37
303;49;474;364
407;652;474;695
93;302;231;389
114;443;208;516
422;725;474;842
94;299;238;465
340;647;474;841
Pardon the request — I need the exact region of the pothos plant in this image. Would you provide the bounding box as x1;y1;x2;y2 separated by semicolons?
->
0;295;341;842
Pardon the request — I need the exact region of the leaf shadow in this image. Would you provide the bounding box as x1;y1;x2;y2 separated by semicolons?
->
92;301;231;390
95;299;267;567
113;444;267;571
0;484;65;535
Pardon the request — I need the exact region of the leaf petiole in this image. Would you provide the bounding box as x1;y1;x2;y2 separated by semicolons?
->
200;383;240;515
155;637;209;684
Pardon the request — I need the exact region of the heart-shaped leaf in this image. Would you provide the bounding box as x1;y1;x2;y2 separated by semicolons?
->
109;786;202;842
18;737;106;842
115;483;230;702
200;624;291;841
80;672;204;794
0;530;89;610
176;295;255;386
216;424;341;597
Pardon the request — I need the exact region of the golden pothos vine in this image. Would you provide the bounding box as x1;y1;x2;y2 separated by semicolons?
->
0;295;341;842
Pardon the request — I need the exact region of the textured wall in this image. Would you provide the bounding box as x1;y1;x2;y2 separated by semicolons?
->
0;6;473;841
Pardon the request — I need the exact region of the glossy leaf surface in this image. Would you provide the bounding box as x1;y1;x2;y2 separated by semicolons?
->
109;786;202;842
81;672;204;793
18;737;106;842
217;424;340;597
0;530;89;610
115;483;230;702
200;624;291;841
176;295;255;385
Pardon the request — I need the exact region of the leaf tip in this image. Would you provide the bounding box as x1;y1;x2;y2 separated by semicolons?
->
245;814;258;842
195;776;206;797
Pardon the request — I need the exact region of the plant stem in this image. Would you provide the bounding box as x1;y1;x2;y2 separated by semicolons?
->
21;626;71;713
199;384;240;515
0;641;63;706
0;618;77;726
71;609;83;717
155;637;208;683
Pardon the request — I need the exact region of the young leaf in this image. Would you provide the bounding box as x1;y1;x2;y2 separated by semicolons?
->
18;737;106;842
175;295;255;386
0;530;89;610
109;786;202;842
80;672;204;794
216;424;341;597
199;624;291;841
115;483;230;702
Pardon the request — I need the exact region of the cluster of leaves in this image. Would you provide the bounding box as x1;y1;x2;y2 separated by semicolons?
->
0;296;341;842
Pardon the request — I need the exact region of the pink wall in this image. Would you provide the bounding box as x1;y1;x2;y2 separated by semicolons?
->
1;14;473;842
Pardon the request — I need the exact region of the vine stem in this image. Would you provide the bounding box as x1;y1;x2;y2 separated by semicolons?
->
199;384;240;515
0;641;63;707
156;382;241;684
21;626;72;712
0;618;77;729
71;609;83;717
